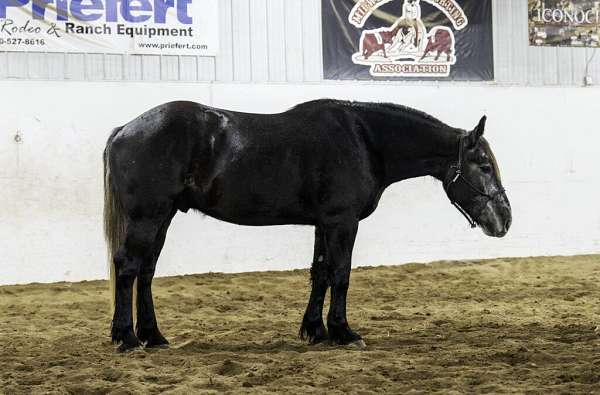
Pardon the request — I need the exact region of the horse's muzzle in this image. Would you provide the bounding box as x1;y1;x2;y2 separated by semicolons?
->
478;196;511;238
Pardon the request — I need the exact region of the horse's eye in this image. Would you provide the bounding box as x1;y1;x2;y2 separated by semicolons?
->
480;164;493;174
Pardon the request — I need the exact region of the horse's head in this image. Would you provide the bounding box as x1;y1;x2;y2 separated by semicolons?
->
443;116;511;237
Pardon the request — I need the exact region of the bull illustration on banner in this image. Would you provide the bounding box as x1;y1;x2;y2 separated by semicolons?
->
350;0;467;78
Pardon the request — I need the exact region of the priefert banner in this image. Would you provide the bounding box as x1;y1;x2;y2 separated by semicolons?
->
0;0;218;55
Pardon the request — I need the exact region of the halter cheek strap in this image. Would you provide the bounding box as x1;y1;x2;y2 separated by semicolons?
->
443;135;506;229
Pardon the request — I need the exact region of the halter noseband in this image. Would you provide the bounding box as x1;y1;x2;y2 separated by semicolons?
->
443;135;505;229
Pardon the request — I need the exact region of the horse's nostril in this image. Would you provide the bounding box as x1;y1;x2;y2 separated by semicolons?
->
504;217;512;232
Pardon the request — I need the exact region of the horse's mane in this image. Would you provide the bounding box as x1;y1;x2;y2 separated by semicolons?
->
292;99;457;132
351;101;455;130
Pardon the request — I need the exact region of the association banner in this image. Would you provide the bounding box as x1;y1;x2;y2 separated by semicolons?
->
0;0;218;55
322;0;494;80
529;1;600;47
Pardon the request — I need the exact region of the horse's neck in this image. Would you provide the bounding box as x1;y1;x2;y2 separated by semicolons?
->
356;106;460;186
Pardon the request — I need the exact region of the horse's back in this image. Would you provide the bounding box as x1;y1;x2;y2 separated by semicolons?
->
191;100;381;225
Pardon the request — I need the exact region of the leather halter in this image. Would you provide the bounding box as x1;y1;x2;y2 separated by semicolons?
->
443;135;506;229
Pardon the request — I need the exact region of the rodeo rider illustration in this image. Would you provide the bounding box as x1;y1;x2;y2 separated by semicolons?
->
395;0;427;49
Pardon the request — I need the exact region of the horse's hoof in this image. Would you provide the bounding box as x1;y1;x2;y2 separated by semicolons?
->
300;319;328;345
115;334;143;353
327;322;362;346
137;327;169;349
112;327;143;353
142;334;170;349
308;334;329;346
145;342;170;350
117;341;143;353
351;339;367;349
307;326;329;345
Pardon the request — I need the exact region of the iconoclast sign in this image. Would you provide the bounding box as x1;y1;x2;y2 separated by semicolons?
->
529;0;600;47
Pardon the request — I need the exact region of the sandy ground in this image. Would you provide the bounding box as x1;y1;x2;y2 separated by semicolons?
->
2;255;600;394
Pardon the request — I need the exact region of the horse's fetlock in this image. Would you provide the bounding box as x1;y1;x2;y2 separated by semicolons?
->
300;315;328;344
111;323;133;341
327;320;361;345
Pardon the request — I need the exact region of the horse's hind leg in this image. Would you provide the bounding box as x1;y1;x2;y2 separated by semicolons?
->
324;219;362;346
300;226;329;344
112;213;169;353
136;208;176;348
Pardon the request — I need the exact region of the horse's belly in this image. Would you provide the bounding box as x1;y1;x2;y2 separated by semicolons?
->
186;169;314;226
200;207;314;226
195;195;315;226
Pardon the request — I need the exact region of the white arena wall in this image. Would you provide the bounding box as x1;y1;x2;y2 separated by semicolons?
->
1;80;599;285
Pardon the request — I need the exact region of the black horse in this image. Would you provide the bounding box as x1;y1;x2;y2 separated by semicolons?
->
104;99;511;352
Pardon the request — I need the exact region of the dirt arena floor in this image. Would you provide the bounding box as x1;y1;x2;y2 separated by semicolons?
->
2;255;600;394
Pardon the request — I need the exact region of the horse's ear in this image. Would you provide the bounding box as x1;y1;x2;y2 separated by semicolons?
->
466;115;486;148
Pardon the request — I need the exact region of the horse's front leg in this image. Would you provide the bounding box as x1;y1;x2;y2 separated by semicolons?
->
300;227;329;344
324;219;363;346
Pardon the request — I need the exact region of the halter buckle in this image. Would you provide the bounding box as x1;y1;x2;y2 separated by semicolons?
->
451;171;461;183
